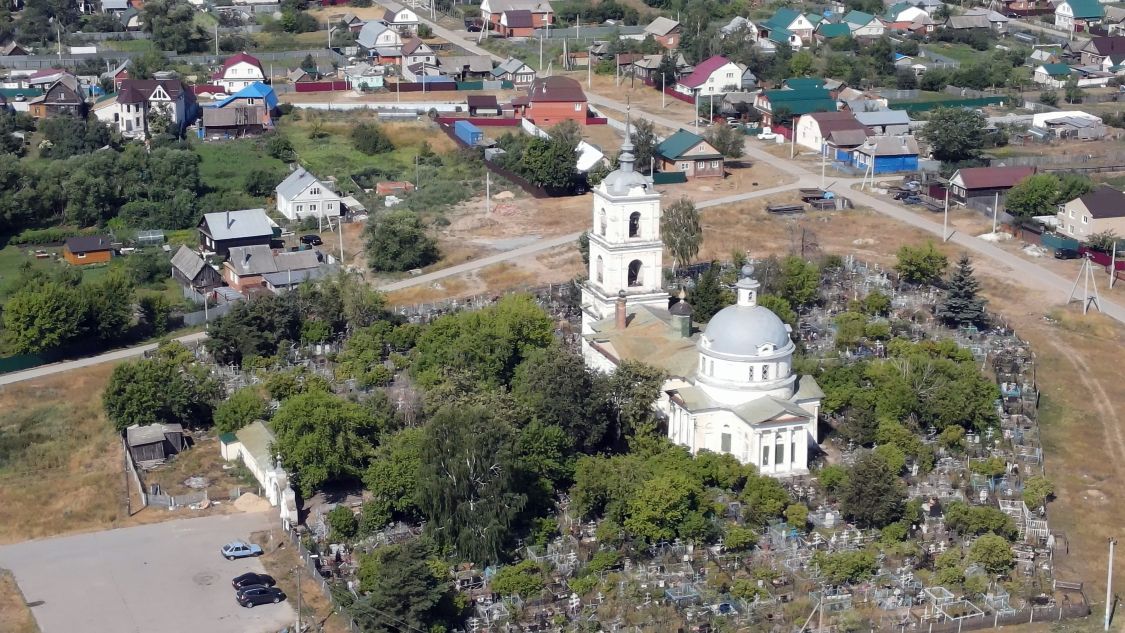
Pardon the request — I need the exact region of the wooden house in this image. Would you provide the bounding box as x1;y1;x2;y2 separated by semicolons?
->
63;235;112;265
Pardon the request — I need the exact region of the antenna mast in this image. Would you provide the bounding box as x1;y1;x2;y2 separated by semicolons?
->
1067;254;1101;314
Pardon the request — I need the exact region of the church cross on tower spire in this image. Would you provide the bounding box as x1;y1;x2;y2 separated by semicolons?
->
619;98;635;173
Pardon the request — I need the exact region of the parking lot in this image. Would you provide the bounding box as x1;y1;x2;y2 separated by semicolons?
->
0;511;294;633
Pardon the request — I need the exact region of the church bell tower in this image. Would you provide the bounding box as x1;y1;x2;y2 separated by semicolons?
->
581;125;668;335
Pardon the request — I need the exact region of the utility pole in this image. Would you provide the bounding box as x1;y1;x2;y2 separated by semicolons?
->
586;46;592;88
992;190;1000;235
338;211;344;266
1107;538;1117;631
820;149;826;190
215;24;219;57
295;564;302;633
943;185;951;242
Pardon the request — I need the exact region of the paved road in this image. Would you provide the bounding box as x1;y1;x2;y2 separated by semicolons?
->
0;331;209;387
0;512;293;633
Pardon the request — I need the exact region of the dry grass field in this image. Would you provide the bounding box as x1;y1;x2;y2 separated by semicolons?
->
0;364;123;545
0;569;38;633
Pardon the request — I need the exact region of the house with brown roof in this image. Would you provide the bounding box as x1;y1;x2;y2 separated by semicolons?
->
400;37;435;67
498;9;535;37
27;75;84;119
1056;185;1125;240
480;0;553;30
466;94;501;116
948;166;1036;208
63;235;113;266
794;111;869;153
644;17;681;49
92;78;193;139
1079;36;1125;66
512;75;587;124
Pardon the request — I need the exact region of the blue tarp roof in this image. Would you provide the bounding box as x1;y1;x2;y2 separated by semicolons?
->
215;82;279;110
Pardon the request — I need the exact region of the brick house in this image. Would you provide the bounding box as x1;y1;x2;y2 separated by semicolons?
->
512;75;587;124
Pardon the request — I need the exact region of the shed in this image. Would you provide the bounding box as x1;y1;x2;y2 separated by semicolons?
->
63;235;113;266
852;135;920;174
466;94;500;116
126;423;185;463
171;245;222;298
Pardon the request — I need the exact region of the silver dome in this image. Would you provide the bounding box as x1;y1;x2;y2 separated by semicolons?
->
600;169;651;195
700;304;790;357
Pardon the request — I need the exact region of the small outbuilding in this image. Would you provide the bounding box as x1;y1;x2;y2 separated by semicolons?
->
126;423;186;464
63;235;113;266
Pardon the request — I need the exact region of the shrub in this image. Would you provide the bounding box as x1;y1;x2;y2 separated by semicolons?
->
352;123;395;155
266;135;295;161
490;560;544;598
327;505;359;541
212;387;268;433
1022;475;1054;509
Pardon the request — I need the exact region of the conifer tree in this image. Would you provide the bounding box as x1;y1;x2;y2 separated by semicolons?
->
936;255;986;327
690;263;729;323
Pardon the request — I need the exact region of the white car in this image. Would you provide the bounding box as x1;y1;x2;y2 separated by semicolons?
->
756;126;777;141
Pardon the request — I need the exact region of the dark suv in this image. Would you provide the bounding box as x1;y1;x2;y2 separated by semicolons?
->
237;586;286;608
232;572;276;590
1054;248;1081;260
300;234;323;246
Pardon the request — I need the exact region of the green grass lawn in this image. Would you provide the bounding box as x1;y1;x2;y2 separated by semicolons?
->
921;42;985;66
192;137;287;197
101;39;156;53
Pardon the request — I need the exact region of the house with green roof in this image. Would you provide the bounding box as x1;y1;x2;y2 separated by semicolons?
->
754;7;818;48
656;129;725;179
782;77;825;90
1055;0;1104;33
815;21;853;40
842;10;886;37
754;87;838;126
1033;63;1074;88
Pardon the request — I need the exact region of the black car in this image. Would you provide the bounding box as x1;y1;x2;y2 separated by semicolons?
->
237;586;286;608
300;234;323;246
232;572;276;590
1054;248;1082;259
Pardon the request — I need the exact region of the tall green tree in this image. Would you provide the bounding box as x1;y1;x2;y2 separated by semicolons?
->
141;0;208;53
919;108;987;163
778;256;819;308
840;452;906;529
272;390;380;496
363;210;439;272
512;345;608;452
624;471;710;542
1004;173;1059;219
418;404;529;565
894;242;948;286
412;294;554;387
348;538;459;632
705;123;744;159
629;118;659;175
661;197;702;271
102;342;221;431
363;426;426;520
690;263;732;322
206;294;301;366
936;255;986;327
3;282;81;354
212;387;269;433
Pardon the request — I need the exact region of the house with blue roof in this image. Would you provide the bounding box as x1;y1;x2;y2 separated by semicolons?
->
199;82;278;139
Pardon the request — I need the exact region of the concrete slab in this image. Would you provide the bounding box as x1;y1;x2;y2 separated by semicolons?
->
0;512;294;633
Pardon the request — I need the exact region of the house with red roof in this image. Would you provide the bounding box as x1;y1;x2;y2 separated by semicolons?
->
511;75;587;125
673;55;742;97
498;9;535;37
212;52;265;93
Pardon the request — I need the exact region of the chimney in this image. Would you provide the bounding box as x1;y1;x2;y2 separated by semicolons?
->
226;209;233;230
615;290;627;329
243;251;251;265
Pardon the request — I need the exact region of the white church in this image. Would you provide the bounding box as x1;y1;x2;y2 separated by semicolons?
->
580;136;823;477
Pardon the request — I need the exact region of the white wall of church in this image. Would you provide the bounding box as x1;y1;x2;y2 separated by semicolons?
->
669;402;809;475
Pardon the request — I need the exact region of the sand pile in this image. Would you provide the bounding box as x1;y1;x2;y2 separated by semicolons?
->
233;492;272;513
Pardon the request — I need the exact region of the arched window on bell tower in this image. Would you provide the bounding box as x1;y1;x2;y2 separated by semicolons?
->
627;260;643;287
628;211;641;238
598;208;607;236
596;255;604;283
